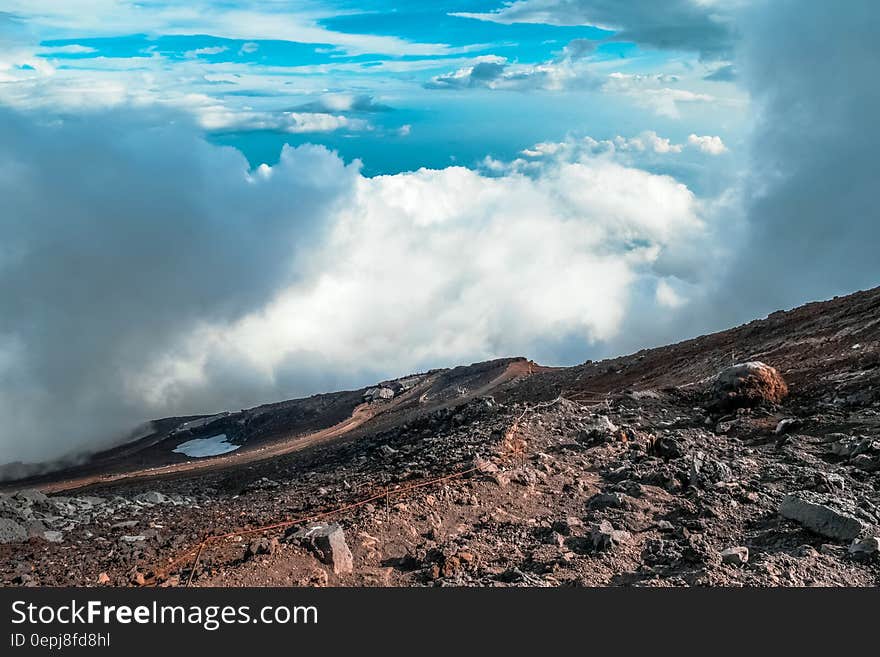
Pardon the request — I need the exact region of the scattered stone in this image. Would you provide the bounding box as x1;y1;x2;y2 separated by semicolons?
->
364;387;395;402
720;546;749;565
779;494;866;541
576;415;619;443
775;418;801;434
120;535;147;542
136;491;169;505
42;530;64;543
110;520;139;529
848;537;879;558
379;445;399;457
290;523;353;575
587;491;629;511
474;456;499;474
13;489;49;505
589;520;631;551
97;572;111;585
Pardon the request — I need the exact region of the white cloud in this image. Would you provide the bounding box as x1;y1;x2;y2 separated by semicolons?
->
603;72;715;118
519;131;728;161
184;45;229;58
37;44;98;55
655;279;686;308
139;155;710;410
688;133;728;154
425;43;601;92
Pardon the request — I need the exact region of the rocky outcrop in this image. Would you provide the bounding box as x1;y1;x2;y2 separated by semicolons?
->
779;493;866;541
710;361;788;411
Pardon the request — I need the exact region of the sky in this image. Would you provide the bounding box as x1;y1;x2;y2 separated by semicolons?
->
0;0;878;467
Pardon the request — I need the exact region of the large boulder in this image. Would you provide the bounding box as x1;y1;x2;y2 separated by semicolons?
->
0;518;27;544
289;523;354;575
710;361;788;411
779;493;866;541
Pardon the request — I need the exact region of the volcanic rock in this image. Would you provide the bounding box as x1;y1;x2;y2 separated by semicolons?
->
290;523;354;575
779;494;866;541
0;518;27;544
710;362;788;411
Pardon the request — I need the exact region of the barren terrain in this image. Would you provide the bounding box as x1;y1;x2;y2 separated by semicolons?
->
2;287;879;587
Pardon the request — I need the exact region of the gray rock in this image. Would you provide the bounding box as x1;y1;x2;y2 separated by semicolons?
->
851;454;879;471
720;546;749;565
576;415;619;443
24;519;47;538
120;535;147;542
587;491;628;511
379;445;399;457
42;530;64;543
779;494;866;541
136;491;168;505
848;536;879;557
290;523;353;575
364;387;395;402
831;436;874;459
110;520;139;529
589;520;631;551
775;418;801;434
13;489;49;505
0;517;28;543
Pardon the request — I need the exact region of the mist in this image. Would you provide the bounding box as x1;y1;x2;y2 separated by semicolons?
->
0;108;359;466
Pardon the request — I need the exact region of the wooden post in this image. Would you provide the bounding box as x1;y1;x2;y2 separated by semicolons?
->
185;536;207;588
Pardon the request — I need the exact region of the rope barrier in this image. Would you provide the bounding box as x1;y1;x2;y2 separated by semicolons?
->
145;392;605;586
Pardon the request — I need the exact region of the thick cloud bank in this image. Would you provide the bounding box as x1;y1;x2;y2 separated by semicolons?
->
719;0;880;320
0;109;359;465
455;0;738;60
0;108;712;467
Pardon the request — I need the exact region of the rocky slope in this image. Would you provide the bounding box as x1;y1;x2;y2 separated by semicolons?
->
1;286;879;587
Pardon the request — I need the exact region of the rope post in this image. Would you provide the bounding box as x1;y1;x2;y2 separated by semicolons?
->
385;486;390;519
185;535;208;588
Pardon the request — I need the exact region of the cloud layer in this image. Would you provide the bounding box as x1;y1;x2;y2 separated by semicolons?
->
716;0;880;318
0;107;714;466
454;0;739;59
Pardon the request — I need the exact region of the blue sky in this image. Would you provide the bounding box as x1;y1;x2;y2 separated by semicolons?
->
1;1;746;180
